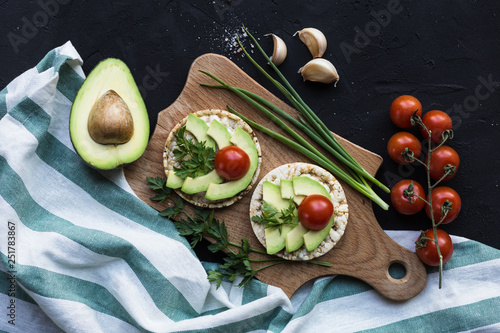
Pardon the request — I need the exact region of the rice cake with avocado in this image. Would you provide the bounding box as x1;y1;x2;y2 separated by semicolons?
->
163;109;262;208
249;163;349;260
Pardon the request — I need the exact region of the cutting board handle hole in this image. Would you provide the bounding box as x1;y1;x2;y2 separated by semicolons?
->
387;261;408;282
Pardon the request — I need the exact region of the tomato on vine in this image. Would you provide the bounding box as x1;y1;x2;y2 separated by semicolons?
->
390;95;423;128
425;186;461;224
390;179;426;215
386;95;461;288
416;228;453;266
420;110;453;143
426;146;460;182
387;132;422;165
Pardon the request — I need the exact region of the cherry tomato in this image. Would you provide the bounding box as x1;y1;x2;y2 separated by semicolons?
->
390;179;426;215
387;132;422;165
298;194;334;230
420;110;453;143
425;186;461;224
426;146;460;182
214;146;250;181
416;228;453;266
390;95;423;128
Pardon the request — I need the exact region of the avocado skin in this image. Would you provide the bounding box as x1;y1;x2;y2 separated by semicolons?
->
70;58;149;170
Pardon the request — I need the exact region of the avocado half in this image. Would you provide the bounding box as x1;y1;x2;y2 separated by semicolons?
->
70;58;149;170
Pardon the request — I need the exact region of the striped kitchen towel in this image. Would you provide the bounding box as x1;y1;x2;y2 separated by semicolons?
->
1;42;499;333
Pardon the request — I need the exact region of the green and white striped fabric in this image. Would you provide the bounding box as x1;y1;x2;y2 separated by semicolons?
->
1;42;499;333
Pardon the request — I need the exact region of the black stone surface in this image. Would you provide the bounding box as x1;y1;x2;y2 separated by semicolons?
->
1;0;499;250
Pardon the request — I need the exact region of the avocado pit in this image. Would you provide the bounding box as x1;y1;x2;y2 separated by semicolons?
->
88;90;134;145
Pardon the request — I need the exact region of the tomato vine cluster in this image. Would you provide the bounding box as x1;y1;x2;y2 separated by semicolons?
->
387;95;461;286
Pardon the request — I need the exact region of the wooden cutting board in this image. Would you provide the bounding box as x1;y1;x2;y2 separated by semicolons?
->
124;53;427;301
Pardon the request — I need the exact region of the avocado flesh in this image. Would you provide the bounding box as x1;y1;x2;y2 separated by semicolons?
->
207;119;231;149
285;223;308;253
280;178;305;206
280;179;294;199
261;181;297;255
286;177;334;253
166;170;184;189
303;216;335;252
185;114;216;150
181;170;224;194
292;176;330;197
70;58;149;170
176;117;230;193
205;127;258;201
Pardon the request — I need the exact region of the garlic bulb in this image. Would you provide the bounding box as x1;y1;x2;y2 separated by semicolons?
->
294;28;327;58
298;58;339;85
266;33;287;66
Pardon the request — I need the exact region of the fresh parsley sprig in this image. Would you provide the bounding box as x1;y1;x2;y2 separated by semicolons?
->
172;126;215;179
147;176;332;288
251;199;298;233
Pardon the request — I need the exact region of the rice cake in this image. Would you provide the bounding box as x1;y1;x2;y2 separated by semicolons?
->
163;109;262;208
249;163;349;260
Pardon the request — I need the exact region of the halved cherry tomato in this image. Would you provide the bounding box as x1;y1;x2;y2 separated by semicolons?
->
387;132;422;165
416;228;453;266
214;146;250;181
426;146;460;182
420;110;453;143
425;186;461;224
390;179;426;215
298;194;334;230
390;95;423;128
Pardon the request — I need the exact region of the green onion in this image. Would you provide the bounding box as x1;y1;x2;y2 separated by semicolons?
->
227;105;385;207
238;26;389;194
198;26;390;210
204;84;384;189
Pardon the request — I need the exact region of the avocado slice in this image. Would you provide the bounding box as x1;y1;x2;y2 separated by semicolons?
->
280;179;294;199
205;127;258;201
303;215;335;252
285;223;308;253
166;170;184;189
70;58;149;170
181;170;224;194
286;177;334;252
261;181;297;255
179;117;230;193
292;176;330;197
207;119;231;149
185;113;216;150
280;179;305;206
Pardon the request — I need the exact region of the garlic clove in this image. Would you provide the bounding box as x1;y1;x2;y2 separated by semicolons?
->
294;28;327;58
265;33;287;66
298;58;339;85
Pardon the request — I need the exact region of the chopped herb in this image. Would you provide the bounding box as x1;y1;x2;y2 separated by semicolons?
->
146;176;173;202
173;126;216;179
251;199;298;233
147;176;332;288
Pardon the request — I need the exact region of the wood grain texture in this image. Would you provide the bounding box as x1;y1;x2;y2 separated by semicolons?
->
124;53;427;301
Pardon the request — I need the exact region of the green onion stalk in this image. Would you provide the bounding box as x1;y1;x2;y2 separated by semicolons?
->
239;26;389;192
199;26;390;210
